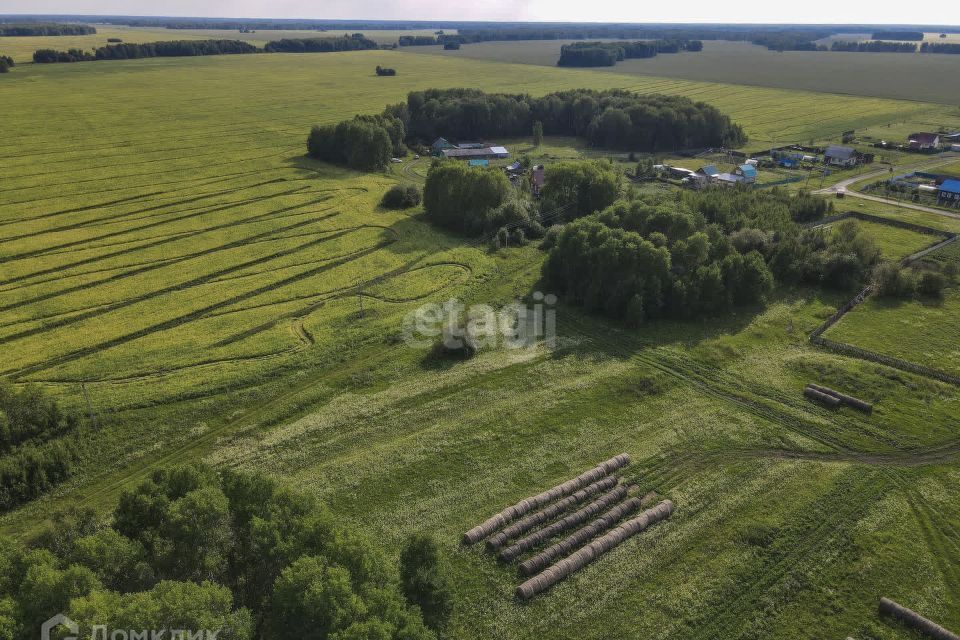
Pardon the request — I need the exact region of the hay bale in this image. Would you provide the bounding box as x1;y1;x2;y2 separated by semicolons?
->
462;453;630;545
485;476;617;551
804;386;841;408
497;485;631;562
879;598;960;640
809;383;873;413
515;500;673;600
519;495;644;576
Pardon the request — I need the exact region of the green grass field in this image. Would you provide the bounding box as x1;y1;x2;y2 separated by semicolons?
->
410;39;960;105
826;290;960;378
3;49;960;639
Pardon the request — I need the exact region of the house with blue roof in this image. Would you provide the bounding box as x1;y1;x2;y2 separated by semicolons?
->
736;164;758;184
468;159;490;167
938;179;960;208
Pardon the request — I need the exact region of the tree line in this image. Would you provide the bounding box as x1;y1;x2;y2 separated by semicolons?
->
0;23;96;36
542;187;885;325
402;88;747;151
305;88;745;171
872;31;924;40
0;465;450;639
263;34;379;53
34;39;260;63
33;35;380;64
557;39;701;67
831;40;918;52
0;383;83;512
921;42;960;54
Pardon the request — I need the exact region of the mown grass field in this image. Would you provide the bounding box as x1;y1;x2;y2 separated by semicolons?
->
827;240;960;377
411;38;960;105
2;49;960;639
0;24;446;62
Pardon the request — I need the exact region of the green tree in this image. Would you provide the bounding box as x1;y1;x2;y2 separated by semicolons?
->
541;161;620;221
399;535;452;633
532;120;544;147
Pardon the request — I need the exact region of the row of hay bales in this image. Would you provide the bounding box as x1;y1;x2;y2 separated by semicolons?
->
462;453;673;600
804;382;873;413
516;500;674;600
485;476;618;551
462;453;630;545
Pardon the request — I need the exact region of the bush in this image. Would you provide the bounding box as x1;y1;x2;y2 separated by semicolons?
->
106;38;123;43
443;42;461;50
375;65;397;76
382;184;421;208
916;270;947;297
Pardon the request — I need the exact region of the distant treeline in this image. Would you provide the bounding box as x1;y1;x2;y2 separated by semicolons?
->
752;35;826;51
557;40;701;67
263;34;379;53
921;42;960;53
34;39;259;63
454;26;837;44
403;88;746;151
831;40;918;52
872;30;924;40
0;22;96;36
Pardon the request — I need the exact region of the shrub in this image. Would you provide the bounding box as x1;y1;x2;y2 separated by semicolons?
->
916;270;947;297
382;184;421;208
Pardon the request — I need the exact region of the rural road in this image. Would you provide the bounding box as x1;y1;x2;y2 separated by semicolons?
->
814;152;960;221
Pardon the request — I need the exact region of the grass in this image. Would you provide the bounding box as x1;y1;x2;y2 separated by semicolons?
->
824;218;944;260
826;285;960;378
409;38;960;106
2;49;960;639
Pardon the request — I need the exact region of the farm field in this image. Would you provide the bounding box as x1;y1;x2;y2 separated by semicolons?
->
411;39;960;105
0;24;447;62
3;48;960;639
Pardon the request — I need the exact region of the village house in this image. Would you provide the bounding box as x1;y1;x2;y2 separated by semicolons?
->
823;145;858;167
441;146;510;160
938;179;960;208
735;164;758;184
430;137;456;156
907;132;942;151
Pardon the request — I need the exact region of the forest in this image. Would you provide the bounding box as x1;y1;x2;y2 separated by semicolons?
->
832;40;919;52
33;39;259;62
263;34;379;53
557;40;702;67
402;88;746;150
0;23;95;36
542;187;882;324
0;466;450;640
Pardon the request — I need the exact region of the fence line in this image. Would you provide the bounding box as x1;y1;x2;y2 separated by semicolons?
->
808;231;960;387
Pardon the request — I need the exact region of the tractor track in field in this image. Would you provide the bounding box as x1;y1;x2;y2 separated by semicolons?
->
3;236;397;380
0;195;348;288
684;470;889;640
0;214;346;313
0;218;364;345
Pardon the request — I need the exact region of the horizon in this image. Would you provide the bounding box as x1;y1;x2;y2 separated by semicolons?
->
2;1;960;26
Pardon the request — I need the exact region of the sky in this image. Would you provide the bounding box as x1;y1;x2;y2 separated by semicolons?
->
1;0;959;25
